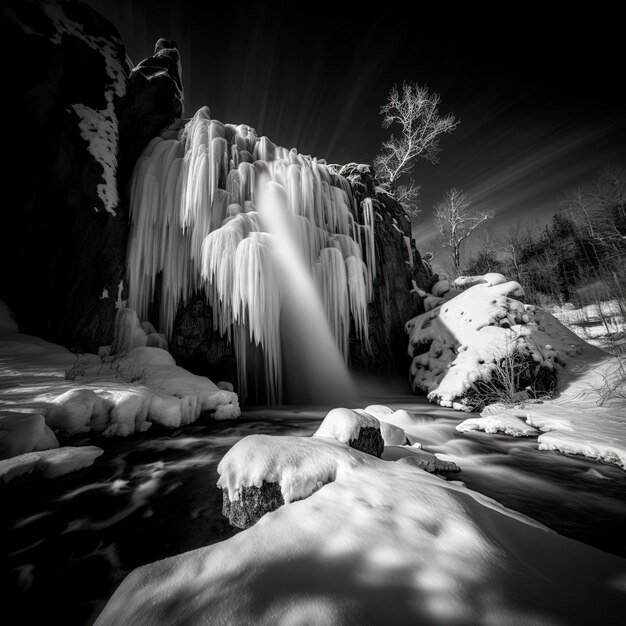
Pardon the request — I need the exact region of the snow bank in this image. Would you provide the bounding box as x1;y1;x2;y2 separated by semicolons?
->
0;411;59;459
0;302;240;462
406;274;592;409
456;414;539;437
0;446;103;482
98;443;626;625
457;345;626;469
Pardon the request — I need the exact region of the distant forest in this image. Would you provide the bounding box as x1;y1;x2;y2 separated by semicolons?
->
464;166;626;309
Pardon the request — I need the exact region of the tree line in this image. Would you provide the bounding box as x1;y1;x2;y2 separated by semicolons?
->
463;165;626;307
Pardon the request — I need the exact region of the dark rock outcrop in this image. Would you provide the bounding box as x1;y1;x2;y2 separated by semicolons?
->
2;0;129;351
347;426;385;458
336;164;432;377
117;38;184;188
222;481;285;529
2;0;184;354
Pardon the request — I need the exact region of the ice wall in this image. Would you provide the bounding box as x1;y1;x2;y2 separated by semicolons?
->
128;107;375;402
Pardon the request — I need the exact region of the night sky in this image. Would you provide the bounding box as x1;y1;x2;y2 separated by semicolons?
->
89;0;625;262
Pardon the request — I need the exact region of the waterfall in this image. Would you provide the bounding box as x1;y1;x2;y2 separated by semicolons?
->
128;106;375;403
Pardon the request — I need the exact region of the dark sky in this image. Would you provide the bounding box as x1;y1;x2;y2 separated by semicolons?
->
89;0;625;260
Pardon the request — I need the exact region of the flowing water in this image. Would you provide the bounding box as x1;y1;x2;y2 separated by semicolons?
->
2;396;626;625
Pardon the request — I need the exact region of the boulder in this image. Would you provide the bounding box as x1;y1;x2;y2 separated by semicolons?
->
222;481;284;529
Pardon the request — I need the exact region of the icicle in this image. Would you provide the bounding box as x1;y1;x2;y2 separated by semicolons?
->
315;248;350;361
127;109;377;402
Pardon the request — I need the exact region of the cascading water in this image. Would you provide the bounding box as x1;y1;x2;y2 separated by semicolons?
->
127;106;375;403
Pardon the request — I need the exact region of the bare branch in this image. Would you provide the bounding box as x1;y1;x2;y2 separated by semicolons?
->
374;82;459;220
433;188;494;276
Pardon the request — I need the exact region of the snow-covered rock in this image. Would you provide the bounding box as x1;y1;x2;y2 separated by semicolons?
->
217;434;373;528
406;274;591;409
357;405;407;445
456;414;539;437
0;446;103;482
315;408;384;457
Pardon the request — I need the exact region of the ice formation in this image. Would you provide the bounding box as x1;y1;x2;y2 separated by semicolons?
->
406;274;588;409
128;107;376;402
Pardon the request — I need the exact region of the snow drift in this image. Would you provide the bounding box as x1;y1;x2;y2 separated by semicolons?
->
0;302;240;472
98;423;626;625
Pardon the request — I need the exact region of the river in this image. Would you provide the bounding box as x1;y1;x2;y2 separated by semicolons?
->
2;396;626;625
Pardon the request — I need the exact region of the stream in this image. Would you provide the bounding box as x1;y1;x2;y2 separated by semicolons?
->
2;396;626;625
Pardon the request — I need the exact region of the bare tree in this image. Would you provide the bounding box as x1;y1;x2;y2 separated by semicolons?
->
375;82;458;219
434;188;494;277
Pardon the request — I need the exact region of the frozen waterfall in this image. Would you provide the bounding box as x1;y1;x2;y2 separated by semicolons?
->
128;106;375;403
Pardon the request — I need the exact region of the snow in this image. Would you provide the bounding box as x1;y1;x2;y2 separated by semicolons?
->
462;347;626;469
406;275;590;408
431;280;450;297
378;420;407;445
314;407;379;443
549;299;626;353
456;414;539;437
98;436;626;625
357;405;407;444
0;302;240;462
217;434;368;504
0;411;59;459
382;445;460;472
128;108;376;402
71;100;119;214
0;446;103;482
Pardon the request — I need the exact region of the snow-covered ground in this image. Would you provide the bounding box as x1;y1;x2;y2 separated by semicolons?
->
549;299;626;354
408;277;626;471
98;418;626;625
0;302;240;479
454;299;626;470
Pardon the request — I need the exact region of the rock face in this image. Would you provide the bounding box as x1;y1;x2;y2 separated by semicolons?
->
2;0;128;351
222;481;285;529
2;0;185;353
166;163;432;391
336;164;432;377
117;37;184;188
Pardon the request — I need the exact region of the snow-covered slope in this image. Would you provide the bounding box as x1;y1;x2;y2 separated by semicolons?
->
97;432;626;625
0;302;240;472
459;352;626;469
